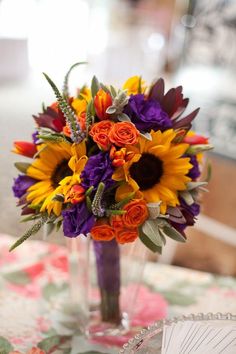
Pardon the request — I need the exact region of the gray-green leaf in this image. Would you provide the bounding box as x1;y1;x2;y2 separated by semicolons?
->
161;224;186;243
179;190;194;205
139;132;152;141
117;113;131;122
14;162;31;173
147;202;161;219
142;219;163;247
139;228;162;253
91;76;100;97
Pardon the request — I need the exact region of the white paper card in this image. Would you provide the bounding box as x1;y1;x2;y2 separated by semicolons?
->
161;320;236;354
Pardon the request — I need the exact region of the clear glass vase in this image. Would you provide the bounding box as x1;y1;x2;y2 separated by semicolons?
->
66;235;148;338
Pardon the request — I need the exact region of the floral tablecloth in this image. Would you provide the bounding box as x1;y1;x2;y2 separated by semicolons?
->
0;234;236;354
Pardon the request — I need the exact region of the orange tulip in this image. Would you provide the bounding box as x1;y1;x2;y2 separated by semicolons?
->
13;141;37;158
65;185;85;204
94;89;112;120
183;134;208;145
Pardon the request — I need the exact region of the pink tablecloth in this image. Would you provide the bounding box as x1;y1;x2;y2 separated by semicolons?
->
0;234;236;354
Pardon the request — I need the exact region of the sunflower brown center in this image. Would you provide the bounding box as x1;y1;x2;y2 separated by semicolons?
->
129;153;163;190
52;159;72;187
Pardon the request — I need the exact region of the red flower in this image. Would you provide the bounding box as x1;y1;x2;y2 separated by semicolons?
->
183;134;208;145
13;141;37;158
94;89;112;120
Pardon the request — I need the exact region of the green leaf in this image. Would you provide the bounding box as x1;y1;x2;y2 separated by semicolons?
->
110;85;117;98
38;335;68;352
186;144;214;155
42;283;67;300
147;202;161;219
139;132;152;141
139;228;162;253
105;209;126;216
52;194;65;202
117;113;131;122
86;196;92;212
85;186;94;196
187;181;208;190
14;162;31;173
161;224;186;243
142;219;163;247
179;190;194;205
3;270;31;285
106;106;116;114
0;336;14;354
91;75;100;97
20;214;41;223
159;228;167;245
100;83;110;94
138;76;142;94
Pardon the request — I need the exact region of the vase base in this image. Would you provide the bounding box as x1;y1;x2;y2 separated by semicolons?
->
87;310;130;337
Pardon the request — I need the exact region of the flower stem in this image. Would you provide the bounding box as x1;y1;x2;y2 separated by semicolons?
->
93;239;121;324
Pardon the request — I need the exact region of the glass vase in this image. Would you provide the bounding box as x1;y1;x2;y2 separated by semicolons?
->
66;234;148;338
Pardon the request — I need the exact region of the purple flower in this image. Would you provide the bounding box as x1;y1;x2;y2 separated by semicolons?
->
62;202;95;237
187;155;200;180
81;152;115;190
32;131;39;144
12;175;37;198
124;94;172;132
170;198;200;233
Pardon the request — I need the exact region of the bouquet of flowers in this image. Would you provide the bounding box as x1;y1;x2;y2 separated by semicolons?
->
12;63;212;324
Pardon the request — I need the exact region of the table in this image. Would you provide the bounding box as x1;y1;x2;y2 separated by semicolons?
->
0;234;236;354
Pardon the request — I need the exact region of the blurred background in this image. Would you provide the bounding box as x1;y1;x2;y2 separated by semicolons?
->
0;0;235;275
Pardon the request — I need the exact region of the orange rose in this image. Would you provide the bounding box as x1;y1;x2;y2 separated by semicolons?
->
110;214;124;229
90;120;114;151
108;122;139;147
116;227;138;244
94;89;113;120
122;199;148;228
90;223;116;241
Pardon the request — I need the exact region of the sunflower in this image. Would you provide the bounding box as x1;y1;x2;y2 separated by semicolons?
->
112;129;192;214
26;141;87;216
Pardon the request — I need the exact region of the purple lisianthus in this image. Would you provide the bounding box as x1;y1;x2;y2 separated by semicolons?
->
81;152;115;190
170;198;200;233
32;131;39;144
124;94;172;132
187;155;200;180
62;202;95;237
12;175;37;198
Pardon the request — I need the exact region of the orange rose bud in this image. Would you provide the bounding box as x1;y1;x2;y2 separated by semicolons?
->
110;215;124;229
108;122;139;147
13;141;37;158
116;227;138;244
65;185;85;204
183;134;209;145
90;120;114;151
94;89;112;120
78;112;86;131
63;124;71;137
90;223;116;241
110;147;126;167
123;199;148;228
